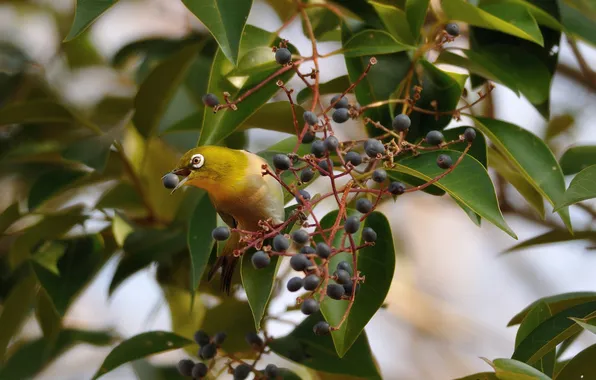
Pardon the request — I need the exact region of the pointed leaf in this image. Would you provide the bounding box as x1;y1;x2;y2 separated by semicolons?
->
0;202;21;234
241;253;281;330
554;343;596;380
507;292;596;326
240;101;306;135
406;0;430;41
188;193;217;293
570;317;596;335
489;358;552;380
560;1;596;46
182;0;252;65
92;331;193;379
35;287;62;341
269;313;381;378
388;150;516;238
555;165;596;209
472;117;571;231
560;145;596;175
301;7;341;40
504;230;596;254
343;29;414;57
0;100;74;125
515;302;555;376
65;0;119;41
369;1;416;44
27;168;88;210
455;373;499;380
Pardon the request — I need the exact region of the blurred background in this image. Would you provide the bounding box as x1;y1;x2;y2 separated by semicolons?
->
1;0;595;379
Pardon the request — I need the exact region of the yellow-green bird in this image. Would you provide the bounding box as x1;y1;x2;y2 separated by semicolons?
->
168;146;285;294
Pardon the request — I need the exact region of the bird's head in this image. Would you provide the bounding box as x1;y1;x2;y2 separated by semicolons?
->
167;146;247;194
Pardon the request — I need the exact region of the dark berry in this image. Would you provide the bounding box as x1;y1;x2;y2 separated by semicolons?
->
273;153;291;170
362;227;377;242
199;343;217;359
303;274;321;291
301;298;319;315
345;151;362;166
355;198;372;214
332;108;350;123
194;330;210;346
324;135;339;151
319;160;332;176
327;284;346;300
392;114;411;131
290;254;311;271
273;234;290;251
245;332;264;347
292;229;310;245
252;251;271;269
213;332;227;345
300;246;315;254
287;276;303;292
311;140;327;158
446;22;460;37
265;364;279;379
331;94;349;109
212;226;230;241
388;181;406;195
300;167;314;183
275;47;292;64
315;242;331;259
202;93;219;107
425;130;444;145
296;189;311;205
335;269;351;285
313;321;330;335
234;363;252;380
162;173;179;189
437;154;453;169
192;362;208;378
177;359;194;376
464;127;476;142
372;169;387;183
302;131;315;144
303;111;318;126
364;139;385;157
344;282;360;296
337;261;352;274
344;216;360;234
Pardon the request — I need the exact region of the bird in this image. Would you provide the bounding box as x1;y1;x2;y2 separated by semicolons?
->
168;146;285;294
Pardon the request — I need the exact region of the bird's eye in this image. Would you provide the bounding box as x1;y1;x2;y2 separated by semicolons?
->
190;154;204;169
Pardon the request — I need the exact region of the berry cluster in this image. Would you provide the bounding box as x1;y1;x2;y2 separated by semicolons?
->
177;330;287;379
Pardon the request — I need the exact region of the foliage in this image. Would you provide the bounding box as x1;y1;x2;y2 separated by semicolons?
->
0;0;595;379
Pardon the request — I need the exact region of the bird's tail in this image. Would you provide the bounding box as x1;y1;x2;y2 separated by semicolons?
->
207;229;241;295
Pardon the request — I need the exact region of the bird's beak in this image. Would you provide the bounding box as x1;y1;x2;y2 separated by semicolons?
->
166;168;191;194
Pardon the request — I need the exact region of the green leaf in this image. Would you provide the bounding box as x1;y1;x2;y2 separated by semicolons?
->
65;1;119;41
545;114;574;141
560;1;596;46
560;145;596;175
0;202;21;234
95;182;145;215
570;317;596;335
507;292;596;326
343;29;414;57
161;111;204;135
555;165;596;209
486;358;552;380
0;329;113;379
406;0;430;41
27;168;87;210
515;302;555;377
0;100;74;125
188;194;217;294
0;272;38;360
241;252;281;331
200;297;257;354
389;150;516;238
444;127;488;168
442;0;544;45
504;230;596;253
109;228;187;296
554;343;596;380
406;60;467;139
133;43;200;138
181;0;252;65
239;101;306;135
302;7;341;40
455;373;499;380
93;331;193;379
472;117;571;232
369;1;416;44
62;131;116;173
341;21;410;135
512;301;596;364
35;287;62;342
296;75;351;105
32;235;104;316
269;312;381;378
198;26;297;145
488;147;545;218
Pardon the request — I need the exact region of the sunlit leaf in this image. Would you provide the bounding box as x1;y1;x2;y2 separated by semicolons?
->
554;165;596;209
484;358;552;380
35;287;61;342
65;0;120;41
454;373;498;380
342;30;414;57
302;7;341;40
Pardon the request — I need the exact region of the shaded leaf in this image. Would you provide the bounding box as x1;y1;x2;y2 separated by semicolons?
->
559;145;596;175
389;150;516;238
554;343;596;380
406;0;430;41
472;117;571;231
161;111;203;135
62;131;116;173
95;182;146;215
240;101;306;135
369;1;416;44
65;0;119;41
0;100;74;125
31;242;66;275
515;302;555;376
188;194;217;293
182;0;252;65
443;127;487;168
504;230;596;254
302;7;341;40
560;1;596;46
0;202;20;234
161;285;206;357
35;287;62;342
296;75;351;105
241;253;281;330
27;168;87;210
343;30;414;57
93;331;193;379
545;114;574;141
507;292;596;326
269;312;381;378
555;165;596;209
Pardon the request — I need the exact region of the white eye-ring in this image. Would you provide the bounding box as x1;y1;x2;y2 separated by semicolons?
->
190;154;204;169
